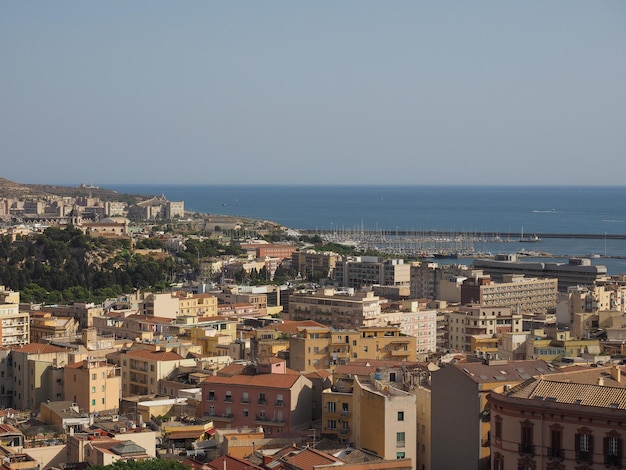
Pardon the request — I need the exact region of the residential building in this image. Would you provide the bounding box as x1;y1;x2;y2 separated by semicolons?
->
200;358;313;436
289;325;417;372
287;288;381;328
291;249;342;280
335;256;410;289
63;358;121;413
321;361;418;465
141;291;218;319
525;329;601;362
30;312;79;344
119;348;196;396
0;287;29;347
34;302;104;329
11;343;70;411
461;273;558;316
93;312;176;341
447;306;523;353
431;358;559;470
488;365;626;470
473;254;609;292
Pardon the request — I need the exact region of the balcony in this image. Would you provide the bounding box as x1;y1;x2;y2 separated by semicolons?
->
257;399;267;405
275;400;284;406
396;441;406;448
254;415;285;426
240;398;250;404
547;447;564;459
341;410;350;417
224;396;232;403
391;349;410;357
207;412;233;422
604;454;621;466
518;443;535;455
206;395;217;402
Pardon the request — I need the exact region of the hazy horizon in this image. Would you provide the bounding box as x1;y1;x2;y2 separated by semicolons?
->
2;2;625;186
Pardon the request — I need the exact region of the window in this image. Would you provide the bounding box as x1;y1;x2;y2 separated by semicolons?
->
396;432;405;448
225;390;232;402
519;420;534;455
258;393;266;404
242;391;249;403
91;373;96;380
495;415;502;439
493;453;504;470
397;411;404;421
208;390;216;401
575;428;593;463
91;399;96;406
548;425;563;459
243;409;248;417
604;432;622;466
276;394;284;406
327;420;336;430
91;386;96;394
396;452;405;459
328;402;336;412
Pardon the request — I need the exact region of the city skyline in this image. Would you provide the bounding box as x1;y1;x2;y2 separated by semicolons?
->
2;1;625;186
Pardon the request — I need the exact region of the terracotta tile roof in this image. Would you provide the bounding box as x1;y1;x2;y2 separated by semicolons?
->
507;377;626;410
259;320;327;335
125;349;183;361
11;343;68;354
127;314;174;323
202;373;302;390
305;369;332;380
207;455;264;470
280;447;341;470
65;359;108;369
456;359;559;384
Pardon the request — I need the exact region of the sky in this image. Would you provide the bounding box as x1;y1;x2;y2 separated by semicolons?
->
1;2;625;186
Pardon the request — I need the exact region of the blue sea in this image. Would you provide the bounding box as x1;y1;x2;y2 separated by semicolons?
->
106;185;626;275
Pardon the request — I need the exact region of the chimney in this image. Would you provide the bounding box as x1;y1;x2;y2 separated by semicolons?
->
611;366;622;383
597;377;605;386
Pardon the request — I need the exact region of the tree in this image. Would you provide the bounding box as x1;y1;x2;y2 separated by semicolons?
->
88;459;190;470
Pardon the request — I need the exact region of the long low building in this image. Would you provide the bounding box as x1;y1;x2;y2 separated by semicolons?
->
473;254;608;291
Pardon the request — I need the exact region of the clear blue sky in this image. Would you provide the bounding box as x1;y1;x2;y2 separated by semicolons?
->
2;2;625;186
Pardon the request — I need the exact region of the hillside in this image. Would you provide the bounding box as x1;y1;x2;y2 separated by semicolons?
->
0;177;151;202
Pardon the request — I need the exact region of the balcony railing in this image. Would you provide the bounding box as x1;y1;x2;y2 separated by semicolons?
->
257;399;267;405
518;443;535;455
604;454;621;466
275;400;284;406
396;441;406;448
224;396;232;403
547;447;564;459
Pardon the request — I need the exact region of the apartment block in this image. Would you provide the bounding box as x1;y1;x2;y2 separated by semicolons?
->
473;254;609;292
119;348;196;396
0;287;29;348
461;274;558;316
11;343;70;411
287;288;381;328
447;306;523;353
289;325;417;372
335;256;410;289
321;361;417;465
291;249;341;280
200;358;313;436
30;312;79;344
64;358;121;413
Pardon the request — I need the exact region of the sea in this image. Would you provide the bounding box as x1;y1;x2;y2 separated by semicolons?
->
106;185;626;276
